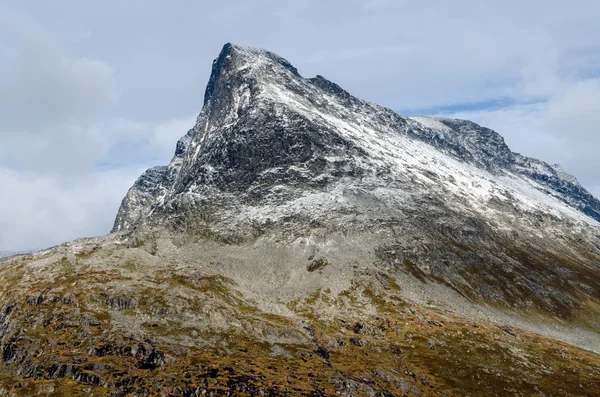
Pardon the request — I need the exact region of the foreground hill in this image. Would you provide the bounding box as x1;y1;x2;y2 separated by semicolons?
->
0;236;598;396
0;44;598;396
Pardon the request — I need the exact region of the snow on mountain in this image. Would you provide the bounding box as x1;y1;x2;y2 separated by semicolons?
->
1;44;599;395
111;44;600;325
114;43;600;238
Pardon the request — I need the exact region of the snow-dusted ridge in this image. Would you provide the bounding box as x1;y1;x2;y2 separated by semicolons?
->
114;43;600;239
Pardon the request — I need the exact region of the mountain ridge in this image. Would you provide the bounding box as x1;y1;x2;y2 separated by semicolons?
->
114;43;600;234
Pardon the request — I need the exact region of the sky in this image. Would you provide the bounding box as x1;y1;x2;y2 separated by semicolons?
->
0;1;599;250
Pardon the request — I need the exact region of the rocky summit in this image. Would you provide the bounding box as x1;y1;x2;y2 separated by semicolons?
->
1;44;599;396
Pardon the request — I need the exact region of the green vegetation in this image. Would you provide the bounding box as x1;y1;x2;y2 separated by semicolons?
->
0;248;597;396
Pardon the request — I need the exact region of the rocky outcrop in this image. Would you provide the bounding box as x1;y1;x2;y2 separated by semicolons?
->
113;129;193;232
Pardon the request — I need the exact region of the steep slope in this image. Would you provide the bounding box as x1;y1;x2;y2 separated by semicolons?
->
115;44;600;235
408;116;600;220
114;43;600;327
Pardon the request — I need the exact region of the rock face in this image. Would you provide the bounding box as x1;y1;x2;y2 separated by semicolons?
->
113;129;193;231
113;43;600;323
114;43;600;235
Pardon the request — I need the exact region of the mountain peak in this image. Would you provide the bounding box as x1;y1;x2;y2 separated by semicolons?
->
203;43;299;106
116;44;600;235
7;44;600;396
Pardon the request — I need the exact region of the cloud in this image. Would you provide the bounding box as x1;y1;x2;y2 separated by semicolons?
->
284;1;600;113
0;6;194;250
0;167;144;251
0;6;118;174
0;9;117;125
0;111;193;250
93;115;197;167
544;79;600;184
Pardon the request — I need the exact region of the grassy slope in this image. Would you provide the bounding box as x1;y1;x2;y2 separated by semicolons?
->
0;247;598;397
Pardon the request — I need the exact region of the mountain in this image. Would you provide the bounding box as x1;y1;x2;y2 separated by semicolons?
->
114;43;600;325
115;44;600;236
0;44;599;396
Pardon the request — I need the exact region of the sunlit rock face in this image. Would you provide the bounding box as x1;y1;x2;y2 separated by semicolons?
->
116;43;600;235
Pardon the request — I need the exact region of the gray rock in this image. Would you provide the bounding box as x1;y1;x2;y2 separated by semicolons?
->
109;42;600;335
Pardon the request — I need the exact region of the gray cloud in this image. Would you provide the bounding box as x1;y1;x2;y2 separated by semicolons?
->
0;1;599;249
0;6;117;174
0;5;193;250
0;167;144;251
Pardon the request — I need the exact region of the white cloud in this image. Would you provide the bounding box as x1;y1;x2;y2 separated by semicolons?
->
0;9;117;122
280;1;600;113
544;79;600;185
0;6;118;174
545;79;600;140
150;117;196;158
91;115;196;166
0;6;194;250
0;167;145;251
0;110;193;250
